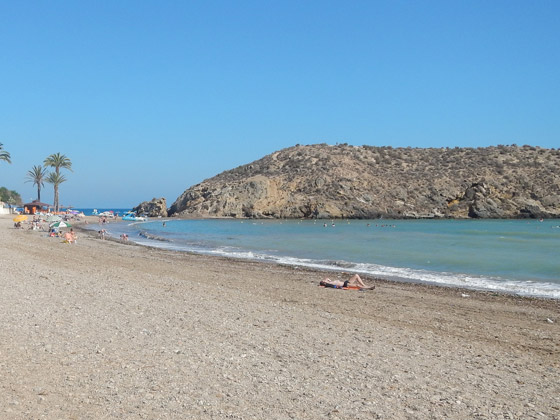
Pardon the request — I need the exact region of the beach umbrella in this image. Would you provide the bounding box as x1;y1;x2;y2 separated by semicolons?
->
13;215;28;222
49;221;72;228
46;215;63;222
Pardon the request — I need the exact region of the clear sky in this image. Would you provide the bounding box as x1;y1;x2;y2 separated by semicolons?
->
1;1;558;208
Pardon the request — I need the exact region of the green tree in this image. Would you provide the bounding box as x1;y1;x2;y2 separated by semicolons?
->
0;143;11;164
44;153;72;212
26;165;49;202
0;187;22;205
45;172;67;212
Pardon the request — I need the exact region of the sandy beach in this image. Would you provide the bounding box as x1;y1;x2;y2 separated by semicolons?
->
0;214;558;419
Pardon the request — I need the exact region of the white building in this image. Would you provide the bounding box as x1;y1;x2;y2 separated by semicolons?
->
0;201;15;215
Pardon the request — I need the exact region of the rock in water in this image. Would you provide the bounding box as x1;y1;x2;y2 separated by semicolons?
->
133;198;168;217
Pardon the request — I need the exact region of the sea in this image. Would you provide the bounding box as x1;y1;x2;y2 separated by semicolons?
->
77;209;560;299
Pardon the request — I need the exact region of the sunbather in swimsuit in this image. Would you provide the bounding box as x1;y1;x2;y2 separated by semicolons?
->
320;274;374;290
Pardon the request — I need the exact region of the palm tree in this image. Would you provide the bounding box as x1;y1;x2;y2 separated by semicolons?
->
0;143;11;164
44;153;72;212
44;152;72;175
45;172;67;212
25;165;49;201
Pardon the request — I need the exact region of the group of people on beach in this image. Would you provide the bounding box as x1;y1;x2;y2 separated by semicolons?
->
11;213;375;291
46;227;77;244
15;216;48;231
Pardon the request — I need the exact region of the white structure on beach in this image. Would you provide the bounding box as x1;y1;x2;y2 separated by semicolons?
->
0;201;15;215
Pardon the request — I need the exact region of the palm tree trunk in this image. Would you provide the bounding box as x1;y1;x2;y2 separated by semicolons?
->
37;186;41;201
54;185;59;212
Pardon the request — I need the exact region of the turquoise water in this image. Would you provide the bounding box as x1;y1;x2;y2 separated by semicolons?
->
87;217;560;299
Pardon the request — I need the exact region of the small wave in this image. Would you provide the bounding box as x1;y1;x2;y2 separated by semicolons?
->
138;231;171;242
321;260;356;269
91;223;560;299
196;251;560;299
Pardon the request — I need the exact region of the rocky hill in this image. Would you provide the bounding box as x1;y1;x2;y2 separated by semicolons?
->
167;144;560;219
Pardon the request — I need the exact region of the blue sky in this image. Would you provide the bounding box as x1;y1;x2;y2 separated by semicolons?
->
1;1;558;208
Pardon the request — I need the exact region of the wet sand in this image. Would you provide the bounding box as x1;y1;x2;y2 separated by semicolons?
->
0;214;558;419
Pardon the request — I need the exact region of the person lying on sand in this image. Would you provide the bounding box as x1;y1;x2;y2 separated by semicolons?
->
320;274;374;290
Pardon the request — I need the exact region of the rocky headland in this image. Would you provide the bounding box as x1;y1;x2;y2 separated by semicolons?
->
133;197;168;218
166;144;560;219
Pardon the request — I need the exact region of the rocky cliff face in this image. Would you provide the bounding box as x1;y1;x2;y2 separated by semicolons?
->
168;144;560;219
133;197;168;217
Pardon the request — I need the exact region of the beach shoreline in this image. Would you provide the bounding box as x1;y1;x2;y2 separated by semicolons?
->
81;215;560;300
78;217;558;302
1;214;558;419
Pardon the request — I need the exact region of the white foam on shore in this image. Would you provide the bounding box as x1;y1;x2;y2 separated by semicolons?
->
268;256;560;299
97;226;560;299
